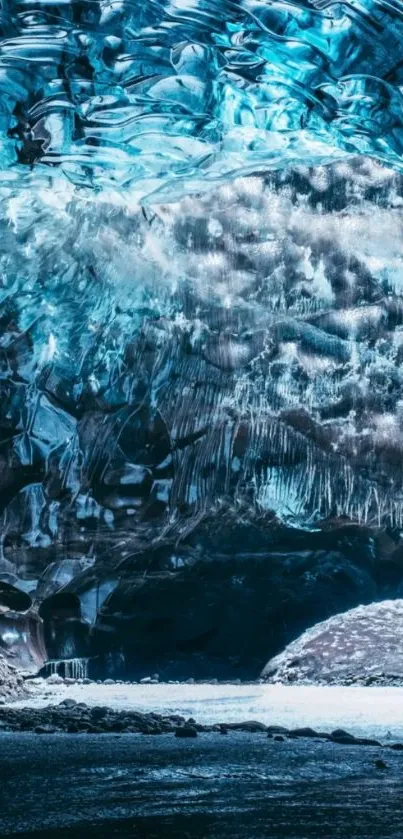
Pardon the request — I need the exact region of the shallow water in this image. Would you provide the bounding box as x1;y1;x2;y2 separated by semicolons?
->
13;683;403;741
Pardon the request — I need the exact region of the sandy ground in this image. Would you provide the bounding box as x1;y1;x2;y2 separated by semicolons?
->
10;681;403;741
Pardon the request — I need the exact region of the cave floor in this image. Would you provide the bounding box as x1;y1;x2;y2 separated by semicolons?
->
1;732;403;838
12;681;403;741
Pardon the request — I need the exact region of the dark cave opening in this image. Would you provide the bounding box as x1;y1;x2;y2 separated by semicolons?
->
13;521;403;681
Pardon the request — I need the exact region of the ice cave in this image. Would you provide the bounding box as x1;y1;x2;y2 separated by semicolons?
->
3;3;403;837
1;0;403;684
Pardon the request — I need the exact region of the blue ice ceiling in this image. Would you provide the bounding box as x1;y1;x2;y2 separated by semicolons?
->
2;0;403;603
2;0;403;197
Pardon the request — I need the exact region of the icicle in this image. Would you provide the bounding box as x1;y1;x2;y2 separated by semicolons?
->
41;658;89;679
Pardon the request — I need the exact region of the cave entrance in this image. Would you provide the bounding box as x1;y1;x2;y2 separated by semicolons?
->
38;592;90;664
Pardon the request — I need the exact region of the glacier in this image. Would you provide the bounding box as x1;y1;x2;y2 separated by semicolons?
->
1;1;403;678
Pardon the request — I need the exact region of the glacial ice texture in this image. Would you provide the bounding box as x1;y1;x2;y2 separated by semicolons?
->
3;158;403;574
2;0;403;195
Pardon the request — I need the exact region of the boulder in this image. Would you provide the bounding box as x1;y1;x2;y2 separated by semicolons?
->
375;759;387;770
225;720;267;733
90;706;109;721
289;727;322;738
175;726;198;738
59;698;77;709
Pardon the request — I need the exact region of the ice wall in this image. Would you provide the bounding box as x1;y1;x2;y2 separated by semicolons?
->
2;3;403;668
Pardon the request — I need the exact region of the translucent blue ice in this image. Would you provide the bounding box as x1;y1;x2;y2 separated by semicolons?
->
2;2;403;594
1;0;403;197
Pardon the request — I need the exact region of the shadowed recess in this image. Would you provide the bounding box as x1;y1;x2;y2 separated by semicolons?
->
0;581;32;613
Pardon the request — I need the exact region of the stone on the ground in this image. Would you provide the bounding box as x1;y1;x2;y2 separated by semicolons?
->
175;726;198;738
266;726;289;735
331;729;355;741
225;720;267;732
90;706;109;720
46;674;64;685
289;727;322;738
375;759;387;769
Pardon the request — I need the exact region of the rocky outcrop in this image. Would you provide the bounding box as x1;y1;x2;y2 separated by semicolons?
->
262;600;403;685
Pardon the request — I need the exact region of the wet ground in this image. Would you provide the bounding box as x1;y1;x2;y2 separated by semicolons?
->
1;732;403;838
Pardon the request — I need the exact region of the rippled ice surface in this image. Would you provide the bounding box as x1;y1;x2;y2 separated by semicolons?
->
14;683;403;740
3;0;403;195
